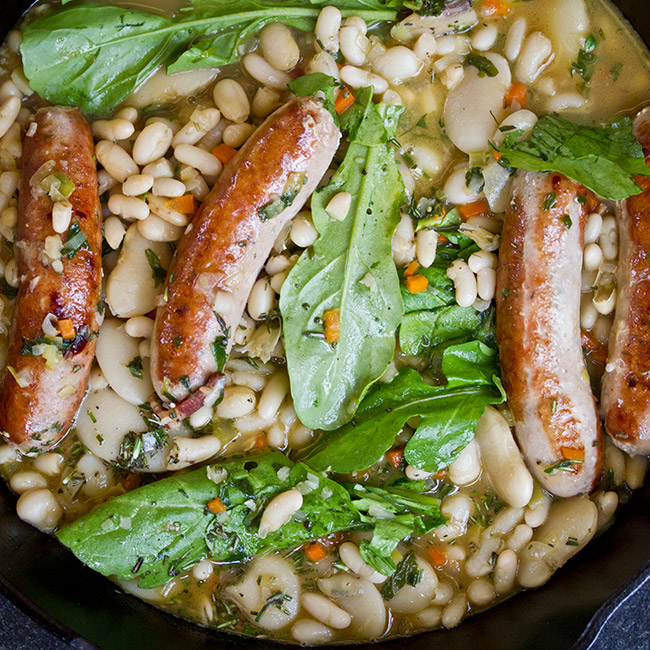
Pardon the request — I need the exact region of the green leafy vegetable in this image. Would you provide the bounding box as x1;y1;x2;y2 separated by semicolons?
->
306;341;504;474
570;33;598;85
61;222;90;260
464;53;498;78
56;452;444;587
496;115;650;201
145;248;167;288
21;1;402;116
380;551;422;599
288;73;341;120
402;0;447;15
280;88;405;431
127;356;144;379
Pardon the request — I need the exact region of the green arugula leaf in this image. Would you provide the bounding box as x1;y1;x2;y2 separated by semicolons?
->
306;341;504;473
496;115;650;200
288;73;341;121
380;550;422;599
280;88;405;431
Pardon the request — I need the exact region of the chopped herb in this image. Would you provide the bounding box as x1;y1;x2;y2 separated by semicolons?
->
465;167;485;194
380;551;422;600
577;194;587;205
542;192;557;211
127;356;143;379
544;459;582;475
566;536;579;547
465;53;498;78
610;62;623;82
571;34;598;84
61;222;90;259
88;410;97;424
403;0;447;16
501;288;511;299
561;215;573;228
116;431;147;471
258;172;307;222
210;336;228;373
144;249;166;287
254;592;292;622
0;278;17;300
173;336;182;348
179;375;192;393
416;115;427;129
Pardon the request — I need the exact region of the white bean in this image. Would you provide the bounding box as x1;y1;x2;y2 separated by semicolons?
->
147;194;189;227
516;32;554;84
260;23;300;71
124;315;154;339
306;51;341;80
436;35;457;55
96;141;139;183
405;464;432;481
291;620;332;644
580;297;599;330
441;594;467;629
599;215;618;261
108;194;149;221
180;166;210;201
493;548;518;594
326;191;352;221
258;373;289;420
258;488;303;538
33;453;63;477
505;17;527;61
584;212;603;243
222;123;255;149
213;79;250;124
115;107;139;123
444;166;483;205
447;439;481;485
409;144;443;177
132;122;173;166
524;492;551;528
471;24;498;51
432;580;455;606
477;267;496;301
339;542;386;583
316;6;342;55
123;174;154;197
10;470;47;494
16;488;62;533
387;556;438;613
142;158;175;179
167;435;221;469
467;578;495;606
216;386;257;420
252;87;282;119
291;213;318;248
137;213;183;242
468;250;497;274
189;405;213;430
4;259;18;288
605;443;626;486
174;144;222;177
506;523;534;552
372;46;421;83
416;228;438;268
547;93;586;111
302;592;351;629
0;80;22;102
192;559;214;581
92;119;135;142
243;54;292;90
0;96;20;140
247;277;275;320
172;108;221;147
583;243;603;271
152;177;186;198
626;455;648;490
339;17;369;66
340;66;388;94
446;259;477;308
413;33;438;61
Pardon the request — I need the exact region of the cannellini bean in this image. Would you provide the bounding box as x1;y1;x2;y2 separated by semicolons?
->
192;560;214;581
247;277;275;320
180;166;210;201
432;580;455;606
550;0;590;59
174;144;222;177
547;93;586;112
16;488;62;533
291;213;318;247
408;144;442;177
98;170;117;196
260;23;300;71
584;212;603;244
318;574;387;640
147;194;189;227
115;107;139;123
468;250;497;274
258;488;303;538
51;201;72;234
142;158;175;179
492;109;539;147
167;435;221;469
446;259;477;308
216;385;257;419
605;442;626;486
583;243;603;271
0;80;22;102
270;268;287;292
306;51;340;80
442;594;467;629
626;455;648;490
475;406;534;507
172;107;221;147
108;194;149;221
258;373;290;420
595;490;618;523
4;259;18;288
519;497;597;588
467;578;495;607
413;32;438;61
448;439;481;485
244;54;292;90
89;367;109;391
316;6;342;55
231;370;268;392
593;314;613;343
33;453;63;477
372;46;421;83
339;542;386;583
302;592;351;629
436;35;457;56
92;119;135;142
444;166;483;205
137;213;183;243
434;494;472;541
77;453;114;497
506;523;534;552
580;297;599;330
96;141;139;183
493;548;518;594
339;17;369;66
123;174;154;197
477;267;496;301
189;405;212;430
600;215;618;261
326;191;352;221
226;554;299;630
10;470;48;494
525;491;551;528
405;464;432;481
132;121;173;166
0;121;22;159
222;123;255;149
515;32;554;84
471;24;498;51
416;228;438;268
340;66;388;94
213;79;251;124
152;177;186;198
504;17;527;61
291;621;332;644
124;315;154;339
252;87;282;118
0;96;21;140
387;556;438;613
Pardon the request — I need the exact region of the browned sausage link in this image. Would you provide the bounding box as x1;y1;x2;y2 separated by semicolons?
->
0;107;102;453
601;107;650;454
150;98;340;405
497;171;603;497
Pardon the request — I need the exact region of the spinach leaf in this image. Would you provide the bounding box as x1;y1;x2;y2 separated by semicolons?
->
306;341;504;473
280;88;405;431
496;115;650;201
22;1;402;117
57;451;444;587
380;551;422;600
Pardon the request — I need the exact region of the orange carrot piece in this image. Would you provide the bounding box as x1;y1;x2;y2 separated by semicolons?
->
324;308;341;343
57;318;76;340
459;199;490;220
505;83;529;108
212;143;238;164
438;234;449;244
254;433;268;450
305;543;328;562
561;446;585;462
404;261;420;278
482;0;511;16
335;87;355;114
122;473;142;492
387;448;405;470
165;194;195;214
406;274;429;294
428;547;447;568
492;149;503;162
207;497;227;514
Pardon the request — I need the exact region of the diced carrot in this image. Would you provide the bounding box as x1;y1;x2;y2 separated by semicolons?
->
505;83;528;108
581;330;608;365
459;199;490;220
335;87;355;114
57;318;76;340
433;470;447;480
207;497;227;514
406;274;429;294
305;543;328;562
122;473;142;491
212;143;238;164
403;261;420;278
254;433;268;450
165;194;195;214
387;448;405;470
481;0;511;16
561;446;585;462
492;149;503;162
428;547;448;568
324;308;341;343
438;234;449;244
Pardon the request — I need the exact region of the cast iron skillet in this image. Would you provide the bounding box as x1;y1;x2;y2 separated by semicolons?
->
1;1;649;648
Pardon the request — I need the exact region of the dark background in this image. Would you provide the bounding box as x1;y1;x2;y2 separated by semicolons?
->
1;0;650;649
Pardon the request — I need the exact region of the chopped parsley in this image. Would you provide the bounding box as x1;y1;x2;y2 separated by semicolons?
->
145;249;167;287
542;192;557;211
127;356;144;379
61;222;90;259
464;53;499;78
571;34;598;86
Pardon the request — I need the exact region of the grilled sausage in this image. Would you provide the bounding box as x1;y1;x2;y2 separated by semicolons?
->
497;171;603;497
0;107;102;453
601;107;650;455
150;98;340;404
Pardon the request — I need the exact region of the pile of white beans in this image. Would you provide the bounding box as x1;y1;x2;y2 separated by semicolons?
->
0;0;648;643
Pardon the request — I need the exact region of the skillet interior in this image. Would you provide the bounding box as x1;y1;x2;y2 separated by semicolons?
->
0;0;649;647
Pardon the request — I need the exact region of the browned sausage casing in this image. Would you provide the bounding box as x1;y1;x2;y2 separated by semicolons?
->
601;107;650;454
0;107;102;453
497;171;603;497
150;98;340;404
